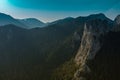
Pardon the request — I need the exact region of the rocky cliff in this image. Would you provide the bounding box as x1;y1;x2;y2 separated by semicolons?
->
74;19;110;80
0;13;119;80
114;15;120;25
113;15;120;32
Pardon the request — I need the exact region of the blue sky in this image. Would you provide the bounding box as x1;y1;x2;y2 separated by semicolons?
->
0;0;120;22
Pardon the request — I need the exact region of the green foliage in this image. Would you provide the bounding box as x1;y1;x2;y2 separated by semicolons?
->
87;31;120;80
51;59;78;80
0;23;82;80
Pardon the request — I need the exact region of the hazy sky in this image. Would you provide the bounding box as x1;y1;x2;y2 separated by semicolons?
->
0;0;120;22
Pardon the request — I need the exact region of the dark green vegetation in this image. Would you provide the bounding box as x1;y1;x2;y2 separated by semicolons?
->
0;13;119;80
51;59;79;80
87;31;120;80
0;16;83;80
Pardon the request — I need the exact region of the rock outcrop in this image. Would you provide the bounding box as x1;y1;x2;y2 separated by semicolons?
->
113;15;120;32
114;15;120;25
73;19;110;80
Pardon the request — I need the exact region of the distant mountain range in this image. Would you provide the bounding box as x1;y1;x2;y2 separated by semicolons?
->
18;18;46;28
0;13;46;29
0;13;120;80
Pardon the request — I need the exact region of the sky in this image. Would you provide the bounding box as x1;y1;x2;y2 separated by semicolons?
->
0;0;120;22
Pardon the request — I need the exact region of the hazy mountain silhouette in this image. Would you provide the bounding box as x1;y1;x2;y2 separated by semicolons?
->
0;13;46;29
0;13;28;28
18;18;46;29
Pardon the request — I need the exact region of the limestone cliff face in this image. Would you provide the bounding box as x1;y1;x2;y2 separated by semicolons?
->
73;19;110;80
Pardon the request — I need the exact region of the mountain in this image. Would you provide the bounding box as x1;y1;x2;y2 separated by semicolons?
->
0;13;46;29
51;14;119;80
73;15;120;80
0;16;82;80
50;17;74;25
74;18;110;80
114;15;120;25
0;13;120;80
18;18;46;29
76;13;113;24
87;31;120;80
0;13;28;28
113;15;120;31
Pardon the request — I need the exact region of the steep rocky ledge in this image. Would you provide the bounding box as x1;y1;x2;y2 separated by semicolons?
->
73;19;110;80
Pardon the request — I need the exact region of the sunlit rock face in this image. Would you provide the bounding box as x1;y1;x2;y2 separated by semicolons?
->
74;19;110;80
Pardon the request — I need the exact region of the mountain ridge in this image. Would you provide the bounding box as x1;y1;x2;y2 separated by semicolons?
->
0;13;46;29
18;18;46;29
0;13;119;80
